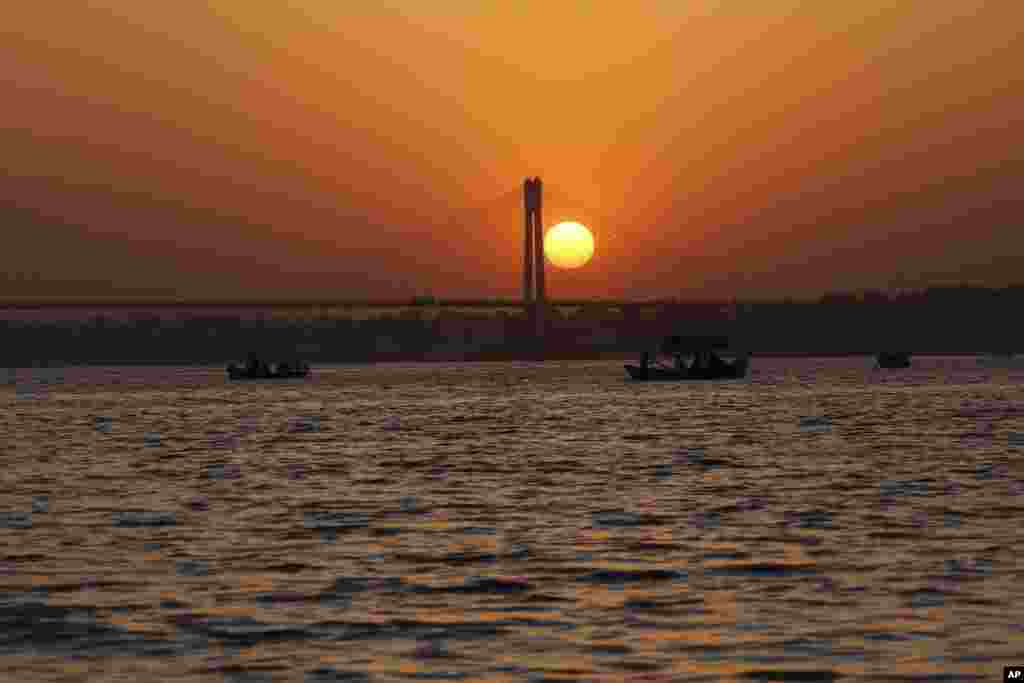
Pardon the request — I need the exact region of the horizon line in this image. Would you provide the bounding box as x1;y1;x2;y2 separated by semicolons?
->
2;286;1022;309
0;298;736;308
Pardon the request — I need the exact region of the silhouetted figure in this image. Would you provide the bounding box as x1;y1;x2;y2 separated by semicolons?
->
876;351;911;369
709;352;727;372
228;353;309;380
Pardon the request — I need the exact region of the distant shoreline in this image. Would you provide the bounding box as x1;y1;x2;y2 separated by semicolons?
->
3;351;997;369
0;299;717;309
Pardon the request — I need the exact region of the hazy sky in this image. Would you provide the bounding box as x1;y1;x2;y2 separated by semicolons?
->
3;1;1021;300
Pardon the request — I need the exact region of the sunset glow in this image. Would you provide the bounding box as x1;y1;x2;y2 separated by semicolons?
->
2;2;1021;301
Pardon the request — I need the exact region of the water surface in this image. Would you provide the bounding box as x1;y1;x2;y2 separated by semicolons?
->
1;358;1022;681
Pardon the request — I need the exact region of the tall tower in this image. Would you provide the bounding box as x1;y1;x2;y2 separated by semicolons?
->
523;177;545;336
523;179;535;305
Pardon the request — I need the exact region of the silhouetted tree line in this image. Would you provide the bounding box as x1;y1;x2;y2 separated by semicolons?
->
1;285;1021;365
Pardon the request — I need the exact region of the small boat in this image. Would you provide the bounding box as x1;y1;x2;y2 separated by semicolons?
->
798;415;832;432
227;357;310;380
978;352;1023;367
625;335;749;381
876;351;911;369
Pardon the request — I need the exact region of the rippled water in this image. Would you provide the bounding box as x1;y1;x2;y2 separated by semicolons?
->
2;358;1023;682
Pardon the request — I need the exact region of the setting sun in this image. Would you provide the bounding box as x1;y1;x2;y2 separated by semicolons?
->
544;221;594;269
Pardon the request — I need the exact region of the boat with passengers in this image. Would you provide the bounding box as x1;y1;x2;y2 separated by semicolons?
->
875;351;912;369
625;335;749;381
227;354;310;380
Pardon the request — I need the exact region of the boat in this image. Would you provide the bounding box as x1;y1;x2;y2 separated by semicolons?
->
978;351;1023;368
227;356;310;380
625;335;749;381
876;351;911;369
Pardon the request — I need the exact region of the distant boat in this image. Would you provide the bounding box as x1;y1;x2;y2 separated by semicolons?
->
227;358;310;380
876;351;911;369
625;335;749;381
798;415;832;432
978;351;1022;367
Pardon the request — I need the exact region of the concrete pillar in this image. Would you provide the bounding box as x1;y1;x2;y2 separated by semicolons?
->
522;176;545;342
522;178;534;305
534;177;545;305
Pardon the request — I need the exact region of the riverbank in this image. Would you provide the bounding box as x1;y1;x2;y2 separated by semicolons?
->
1;350;997;369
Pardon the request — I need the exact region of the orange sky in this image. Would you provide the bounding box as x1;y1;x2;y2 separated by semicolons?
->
3;1;1021;300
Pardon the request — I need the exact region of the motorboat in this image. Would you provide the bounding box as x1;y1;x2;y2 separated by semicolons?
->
625;335;749;381
876;351;911;369
227;357;310;380
977;352;1023;368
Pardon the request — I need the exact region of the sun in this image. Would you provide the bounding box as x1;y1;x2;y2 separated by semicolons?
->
544;221;594;269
